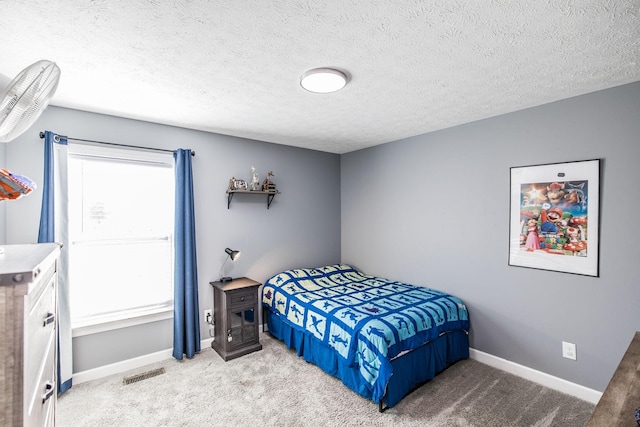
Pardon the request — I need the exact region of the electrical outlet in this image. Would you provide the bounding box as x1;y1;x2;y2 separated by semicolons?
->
562;341;577;360
203;309;212;324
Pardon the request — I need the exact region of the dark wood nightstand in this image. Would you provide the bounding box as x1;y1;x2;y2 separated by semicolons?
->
210;277;262;361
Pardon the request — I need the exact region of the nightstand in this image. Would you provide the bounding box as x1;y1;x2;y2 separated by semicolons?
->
210;277;262;361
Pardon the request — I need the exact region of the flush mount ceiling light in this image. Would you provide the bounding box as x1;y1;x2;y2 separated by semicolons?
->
300;68;347;93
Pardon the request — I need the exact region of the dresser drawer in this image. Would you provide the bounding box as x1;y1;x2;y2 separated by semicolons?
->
25;330;55;427
24;273;56;400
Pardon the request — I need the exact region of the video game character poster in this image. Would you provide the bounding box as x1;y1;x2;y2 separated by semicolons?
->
509;159;600;276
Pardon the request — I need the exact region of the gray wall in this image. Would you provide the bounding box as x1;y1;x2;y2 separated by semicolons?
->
5;82;638;389
5;106;341;372
341;81;640;392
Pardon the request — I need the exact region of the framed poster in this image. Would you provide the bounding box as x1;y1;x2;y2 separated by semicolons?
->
509;159;600;276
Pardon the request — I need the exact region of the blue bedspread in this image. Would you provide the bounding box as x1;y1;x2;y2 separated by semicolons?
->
262;264;470;402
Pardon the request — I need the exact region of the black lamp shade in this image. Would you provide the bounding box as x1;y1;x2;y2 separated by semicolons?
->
225;247;241;261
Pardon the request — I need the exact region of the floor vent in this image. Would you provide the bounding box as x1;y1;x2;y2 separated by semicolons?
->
122;367;166;385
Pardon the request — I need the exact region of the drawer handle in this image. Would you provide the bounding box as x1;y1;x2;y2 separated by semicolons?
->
43;312;55;327
240;296;245;302
42;381;56;403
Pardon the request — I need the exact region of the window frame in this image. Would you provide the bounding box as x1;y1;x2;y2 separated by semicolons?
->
66;143;175;336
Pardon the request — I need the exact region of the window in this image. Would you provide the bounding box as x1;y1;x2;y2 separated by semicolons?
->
67;144;174;331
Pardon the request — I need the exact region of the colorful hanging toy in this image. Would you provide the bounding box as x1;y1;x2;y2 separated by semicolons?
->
0;169;36;200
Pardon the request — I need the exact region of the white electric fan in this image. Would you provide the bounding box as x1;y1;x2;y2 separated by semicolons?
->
0;59;61;142
0;60;61;200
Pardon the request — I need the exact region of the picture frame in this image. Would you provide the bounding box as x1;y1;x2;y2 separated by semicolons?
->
228;177;248;191
508;159;600;277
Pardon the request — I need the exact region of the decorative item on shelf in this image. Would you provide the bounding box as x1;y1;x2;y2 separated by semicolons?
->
228;177;248;191
262;170;276;192
219;248;241;283
250;166;260;191
226;170;279;209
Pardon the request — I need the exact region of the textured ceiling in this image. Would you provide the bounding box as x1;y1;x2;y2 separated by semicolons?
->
1;1;639;154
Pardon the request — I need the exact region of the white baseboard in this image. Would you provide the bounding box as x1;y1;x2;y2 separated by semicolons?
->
73;339;601;406
469;348;602;404
73;337;214;385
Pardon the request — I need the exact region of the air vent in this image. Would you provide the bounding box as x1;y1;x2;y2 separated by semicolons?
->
122;367;166;385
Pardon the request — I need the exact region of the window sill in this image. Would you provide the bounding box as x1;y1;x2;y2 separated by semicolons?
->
72;306;173;338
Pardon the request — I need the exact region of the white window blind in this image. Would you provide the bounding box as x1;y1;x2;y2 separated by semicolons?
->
67;144;175;327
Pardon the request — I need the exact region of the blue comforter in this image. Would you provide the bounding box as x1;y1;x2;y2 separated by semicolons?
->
262;264;470;402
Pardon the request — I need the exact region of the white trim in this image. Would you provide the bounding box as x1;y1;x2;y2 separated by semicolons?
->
73;338;214;385
469;348;602;404
72;307;173;337
72;339;602;406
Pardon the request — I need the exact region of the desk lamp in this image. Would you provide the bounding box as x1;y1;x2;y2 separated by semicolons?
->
219;248;240;283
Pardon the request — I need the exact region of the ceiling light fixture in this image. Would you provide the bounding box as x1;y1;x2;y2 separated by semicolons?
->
300;68;347;93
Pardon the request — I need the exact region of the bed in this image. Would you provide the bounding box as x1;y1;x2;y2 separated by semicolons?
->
261;264;470;410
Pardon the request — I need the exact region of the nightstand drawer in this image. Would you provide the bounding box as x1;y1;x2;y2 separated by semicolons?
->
228;289;256;308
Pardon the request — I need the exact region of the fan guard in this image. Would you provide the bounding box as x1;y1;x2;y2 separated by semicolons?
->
0;60;61;143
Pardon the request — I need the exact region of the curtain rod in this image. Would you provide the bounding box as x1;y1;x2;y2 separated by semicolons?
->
39;132;195;156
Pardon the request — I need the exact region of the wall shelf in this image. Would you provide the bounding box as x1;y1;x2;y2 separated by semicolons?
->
226;190;280;209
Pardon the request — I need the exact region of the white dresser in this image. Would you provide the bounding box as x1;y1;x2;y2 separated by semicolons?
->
0;243;61;427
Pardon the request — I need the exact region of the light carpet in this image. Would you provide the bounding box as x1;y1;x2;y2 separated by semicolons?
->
57;333;594;426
